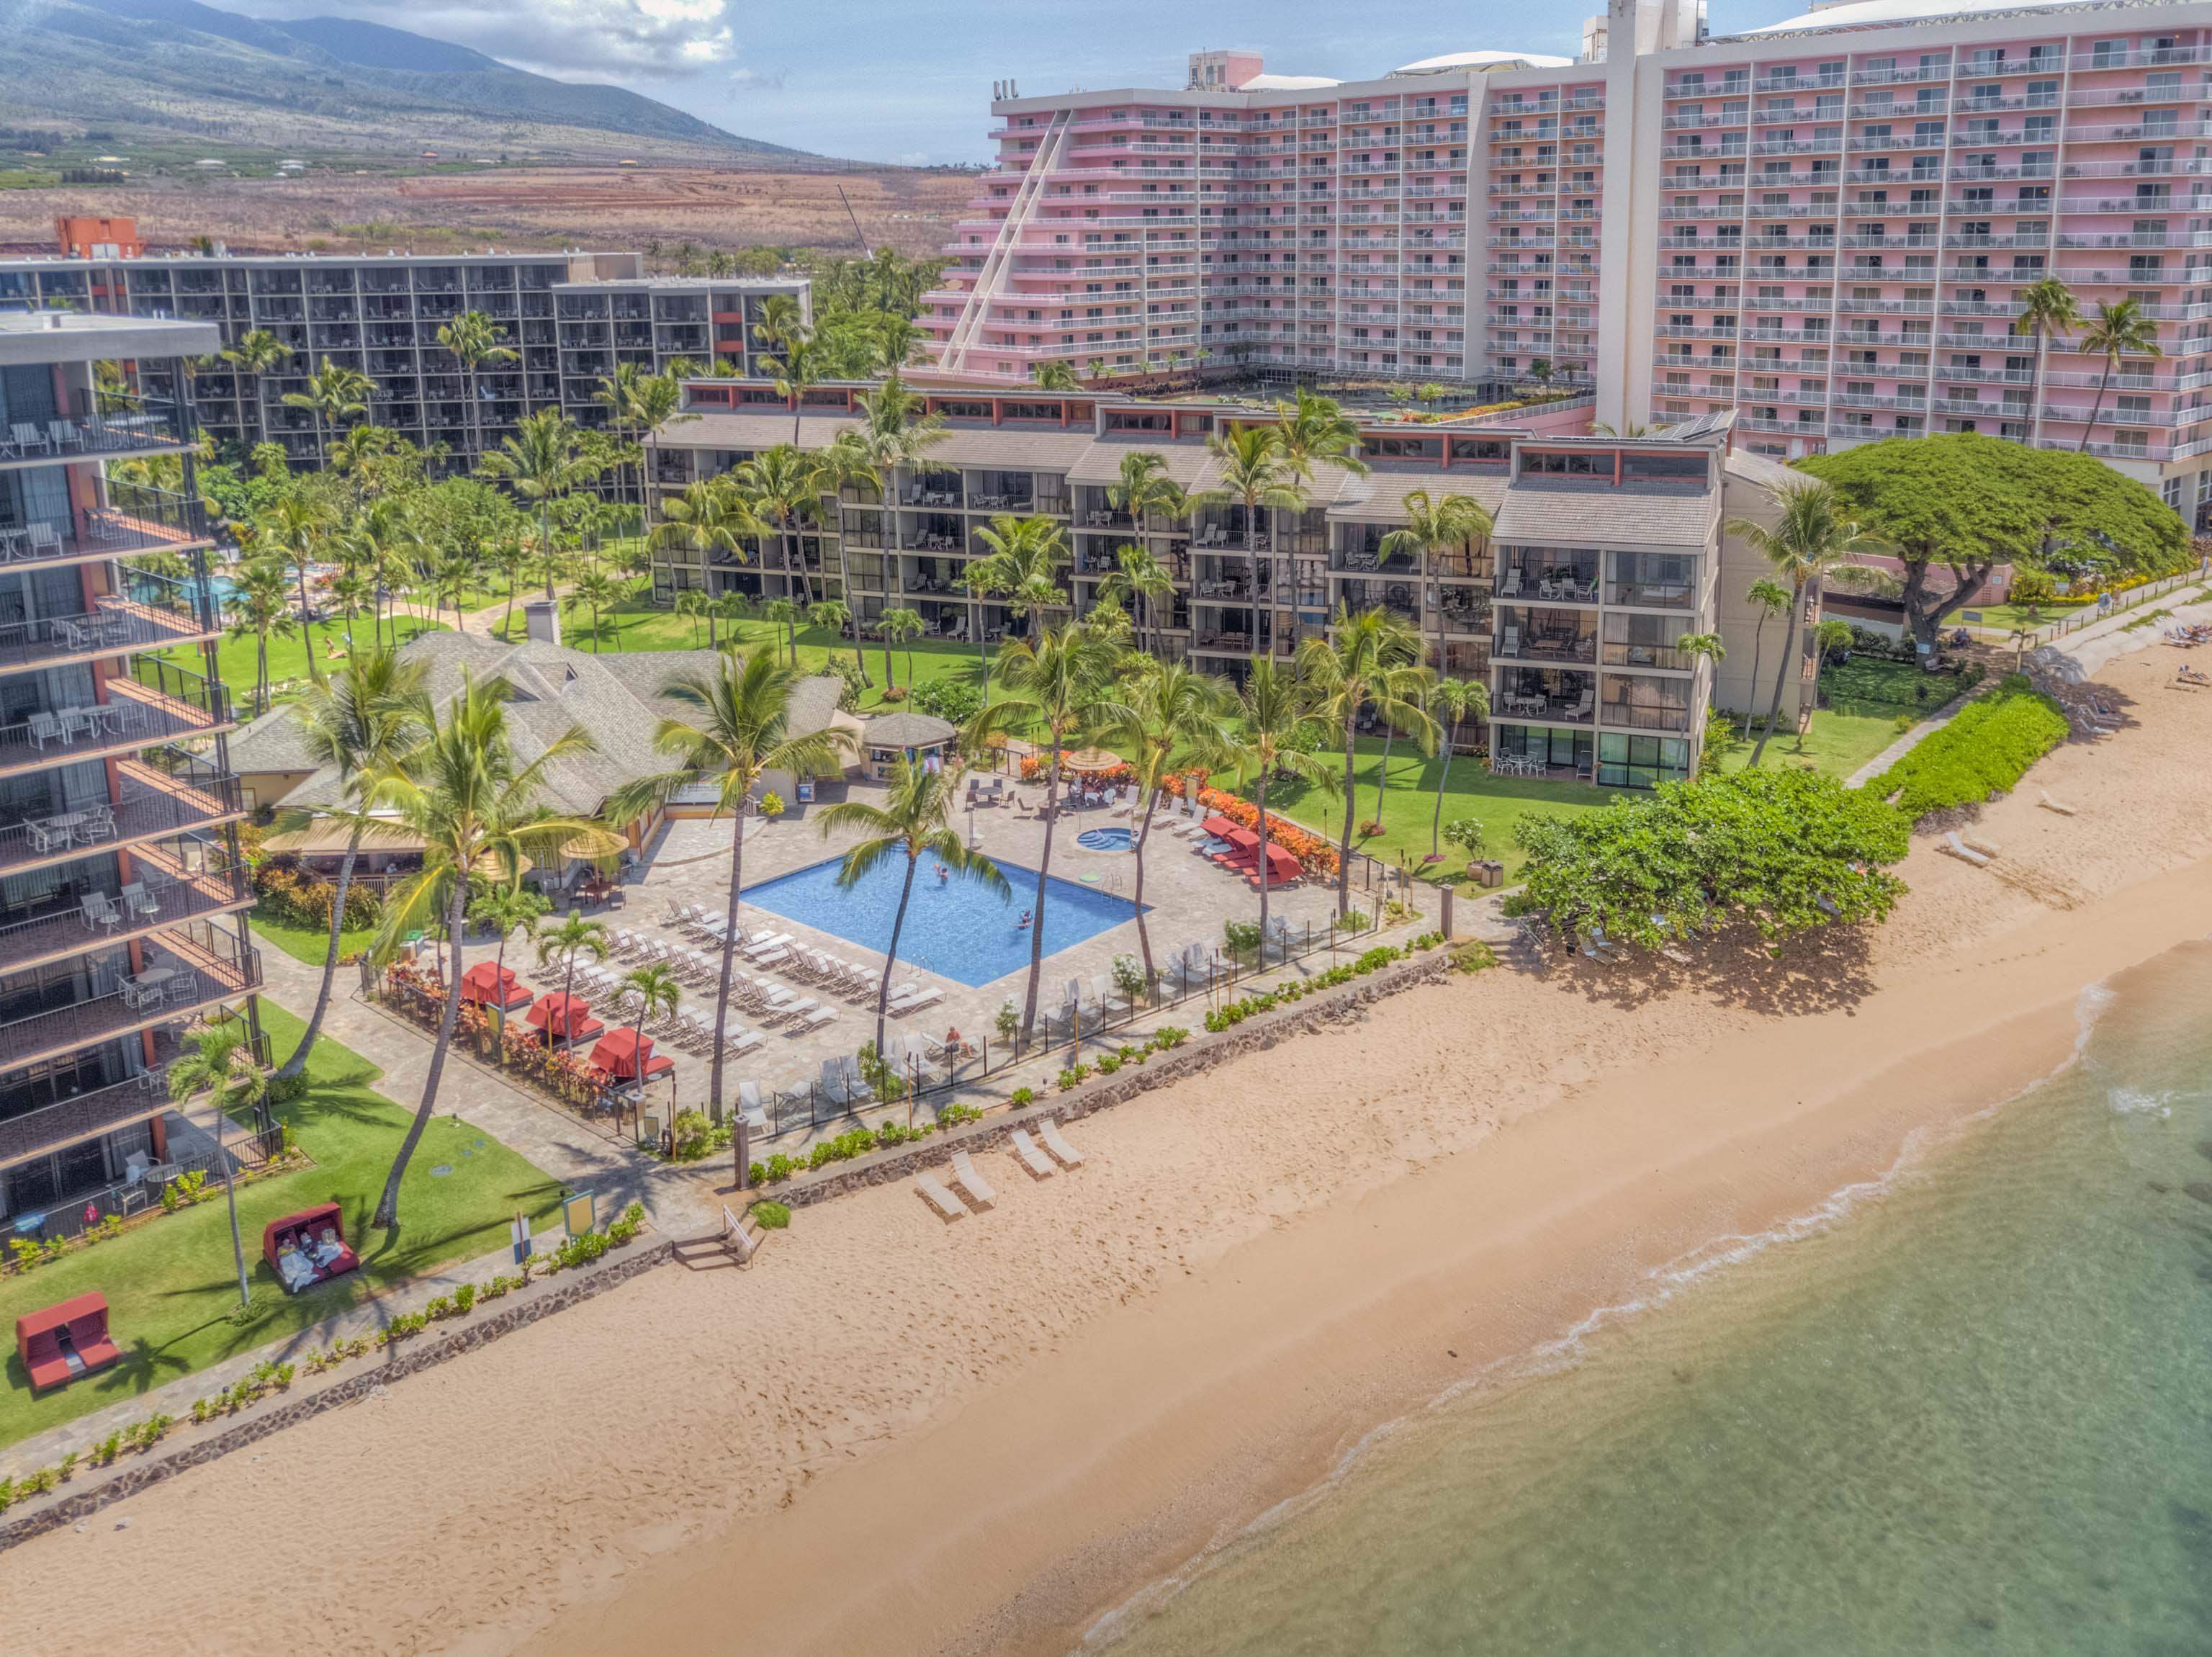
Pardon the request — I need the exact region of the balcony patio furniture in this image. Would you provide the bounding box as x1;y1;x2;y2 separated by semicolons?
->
120;966;176;1009
26;814;71;853
121;881;158;921
48;419;80;450
27;711;60;749
27;523;62;558
10;422;50;455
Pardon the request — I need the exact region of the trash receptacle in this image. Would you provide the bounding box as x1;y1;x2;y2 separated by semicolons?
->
1479;860;1504;889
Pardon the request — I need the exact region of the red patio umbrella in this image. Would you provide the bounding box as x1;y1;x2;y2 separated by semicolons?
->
459;961;531;1011
586;1028;675;1082
1255;844;1303;884
525;992;603;1045
1201;813;1241;838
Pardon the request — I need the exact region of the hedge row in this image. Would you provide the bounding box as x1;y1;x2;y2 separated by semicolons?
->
1878;675;2070;819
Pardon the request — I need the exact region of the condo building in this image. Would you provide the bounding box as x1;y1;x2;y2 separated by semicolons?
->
0;238;808;465
925;0;2212;518
0;311;265;1230
645;379;1794;791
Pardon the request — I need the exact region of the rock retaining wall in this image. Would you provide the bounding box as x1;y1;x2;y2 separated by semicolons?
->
775;948;1460;1208
0;1237;673;1553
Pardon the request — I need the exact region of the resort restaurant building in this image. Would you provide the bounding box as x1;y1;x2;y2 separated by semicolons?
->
0;228;809;467
927;0;2212;524
0;312;266;1231
644;377;1798;789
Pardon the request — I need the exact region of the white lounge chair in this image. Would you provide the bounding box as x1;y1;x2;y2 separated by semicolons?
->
726;1028;766;1057
738;1080;768;1131
1941;831;1991;868
1007;1127;1056;1180
751;946;793;970
743;932;795;958
948;1151;996;1209
888;985;943;1017
914;1172;966;1221
1039;1119;1085;1168
801;1005;838;1030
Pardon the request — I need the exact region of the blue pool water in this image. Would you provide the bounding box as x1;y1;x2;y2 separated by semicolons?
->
1076;827;1136;852
740;853;1146;988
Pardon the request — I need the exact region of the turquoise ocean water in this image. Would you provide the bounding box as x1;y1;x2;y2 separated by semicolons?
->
1092;942;2212;1656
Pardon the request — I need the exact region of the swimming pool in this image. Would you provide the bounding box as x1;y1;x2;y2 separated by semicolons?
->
740;853;1146;988
1075;827;1136;852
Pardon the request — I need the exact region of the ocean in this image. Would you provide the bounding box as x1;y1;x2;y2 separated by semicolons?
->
1089;941;2212;1656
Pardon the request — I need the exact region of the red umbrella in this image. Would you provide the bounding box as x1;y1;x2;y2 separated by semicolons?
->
459;961;531;1010
587;1028;670;1081
1257;844;1303;882
1201;813;1240;838
526;993;603;1043
1224;826;1261;850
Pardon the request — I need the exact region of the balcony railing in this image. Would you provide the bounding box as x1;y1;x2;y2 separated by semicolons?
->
0;572;215;676
0;758;240;879
0;1030;186;1172
1601;699;1694;732
0;393;192;465
0;658;230;778
0;919;261;1070
1604;579;1696;610
0;853;251;974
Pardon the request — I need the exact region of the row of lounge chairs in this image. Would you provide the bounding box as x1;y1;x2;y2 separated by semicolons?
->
915;1119;1086;1219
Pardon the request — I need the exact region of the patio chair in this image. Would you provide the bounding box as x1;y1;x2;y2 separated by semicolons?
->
1089;973;1132;1018
81;893;121;933
727;1028;767;1057
948;1151;996;1209
801;1005;838;1031
27;711;60;750
915;1172;966;1221
742;931;795;959
27;523;62;558
738;1079;768;1131
889;985;942;1017
1038;1119;1085;1169
10;422;50;455
1007;1128;1056;1180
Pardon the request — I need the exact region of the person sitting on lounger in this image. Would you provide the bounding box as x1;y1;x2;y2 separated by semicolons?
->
276;1240;317;1291
313;1226;346;1267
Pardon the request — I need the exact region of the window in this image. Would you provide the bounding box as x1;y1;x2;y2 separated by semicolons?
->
1596;732;1691;789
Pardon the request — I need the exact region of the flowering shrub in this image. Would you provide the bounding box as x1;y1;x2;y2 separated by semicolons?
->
255;858;382;933
1161;773;1340;878
1019;754;1135;790
385;965;606;1109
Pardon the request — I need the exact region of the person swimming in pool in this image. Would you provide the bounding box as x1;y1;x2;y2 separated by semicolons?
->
1016;910;1032;930
935;863;948;882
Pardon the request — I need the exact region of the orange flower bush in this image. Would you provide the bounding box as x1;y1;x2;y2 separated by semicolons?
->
1161;773;1339;878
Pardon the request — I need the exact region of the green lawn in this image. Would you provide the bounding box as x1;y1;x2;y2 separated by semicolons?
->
0;1004;563;1452
169;613;448;714
248;903;374;968
1259;737;1614;883
1712;655;1959;783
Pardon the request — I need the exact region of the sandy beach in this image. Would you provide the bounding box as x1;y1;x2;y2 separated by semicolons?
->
5;642;2211;1656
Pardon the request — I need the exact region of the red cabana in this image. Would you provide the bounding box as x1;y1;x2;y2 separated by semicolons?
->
587;1028;676;1083
16;1291;120;1391
263;1202;359;1294
459;960;533;1012
1200;813;1241;839
1213;826;1262;868
1246;844;1304;886
526;992;604;1046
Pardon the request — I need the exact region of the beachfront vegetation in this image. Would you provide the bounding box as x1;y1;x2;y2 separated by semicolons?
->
1797;434;2190;647
0;1005;559;1454
1299;606;1440;916
1873;675;2071;820
1514;768;1911;953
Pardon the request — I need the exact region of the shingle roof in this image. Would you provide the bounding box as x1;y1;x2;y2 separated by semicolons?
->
918;428;1097;471
654;409;858;451
1328;467;1509;523
1723;446;1798;493
225;706;321;777
860;711;957;747
1065;438;1220;490
1491;480;1719;549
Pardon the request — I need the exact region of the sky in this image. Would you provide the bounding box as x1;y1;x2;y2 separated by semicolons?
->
230;0;1822;165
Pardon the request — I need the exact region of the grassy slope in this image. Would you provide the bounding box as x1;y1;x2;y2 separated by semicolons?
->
0;1004;562;1451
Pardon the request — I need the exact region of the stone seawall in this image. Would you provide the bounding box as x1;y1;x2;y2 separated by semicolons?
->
775;948;1459;1208
0;1238;673;1553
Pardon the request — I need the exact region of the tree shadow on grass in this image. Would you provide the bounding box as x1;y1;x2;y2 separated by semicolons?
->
1529;922;1881;1020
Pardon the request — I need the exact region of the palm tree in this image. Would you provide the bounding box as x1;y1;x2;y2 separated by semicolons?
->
729;444;828;608
166;1023;266;1310
761;596;802;664
220;328;290;455
570;567;621;651
1298;606;1437;918
809;597;867;683
1109;660;1236;984
534;910;611;1024
2013;277;2082;449
709;592;750;649
761;330;826;444
1424;676;1489;861
592;362;648;519
1675;631;1727;673
966;623;1131;1042
1194;425;1308;612
966;512;1070;656
881;605;925;688
613;962;682;1127
1740;578;1792;735
479;409;600;598
819;759;1010;1056
1228;657;1336;952
606;650;852;1162
652;476;761;598
258;492;330;683
752;292;804;356
269;647;430;1077
439;310;518;467
328;569;372;651
281;356;371;465
831;372;947;650
1380;488;1493;681
369;673;621;1226
467;882;548;1059
1031;360;1081;390
1727;479;1892;766
222;557;293;714
673;588;709;647
2074;297;2164;453
1273;389;1371;482
1099;542;1176;659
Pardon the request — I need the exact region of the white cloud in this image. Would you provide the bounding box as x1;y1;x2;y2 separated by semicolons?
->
240;0;742;81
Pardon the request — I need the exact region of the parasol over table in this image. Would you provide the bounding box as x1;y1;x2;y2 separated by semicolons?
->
1061;747;1123;774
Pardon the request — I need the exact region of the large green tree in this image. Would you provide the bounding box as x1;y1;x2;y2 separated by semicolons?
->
1797;434;2188;647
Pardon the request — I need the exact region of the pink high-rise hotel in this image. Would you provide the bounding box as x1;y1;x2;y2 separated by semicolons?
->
924;0;2212;518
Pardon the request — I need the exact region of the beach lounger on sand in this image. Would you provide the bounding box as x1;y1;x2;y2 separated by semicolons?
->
1038;1119;1084;1168
1007;1128;1056;1180
1941;831;1992;867
949;1151;996;1209
2037;791;2078;816
914;1173;965;1221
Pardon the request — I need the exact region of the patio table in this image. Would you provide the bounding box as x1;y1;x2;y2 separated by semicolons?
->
121;966;176;1009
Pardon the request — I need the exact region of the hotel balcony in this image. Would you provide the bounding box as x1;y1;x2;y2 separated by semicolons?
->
0;1027;187;1172
0;394;194;470
0;482;211;572
0;917;261;1072
0;848;253;976
0;758;243;881
1601;678;1695;733
0;660;232;781
1495;606;1596;665
1496;666;1596;725
0;575;217;679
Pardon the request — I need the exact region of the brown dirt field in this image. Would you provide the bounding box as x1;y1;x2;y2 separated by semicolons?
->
0;163;976;259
